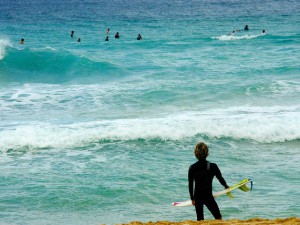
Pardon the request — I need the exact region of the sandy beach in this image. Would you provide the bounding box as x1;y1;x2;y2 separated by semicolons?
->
118;217;300;225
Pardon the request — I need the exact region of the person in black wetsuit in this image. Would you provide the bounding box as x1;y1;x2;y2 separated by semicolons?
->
188;142;229;221
137;34;142;40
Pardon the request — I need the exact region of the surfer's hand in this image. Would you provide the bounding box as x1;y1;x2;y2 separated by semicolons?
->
192;200;195;206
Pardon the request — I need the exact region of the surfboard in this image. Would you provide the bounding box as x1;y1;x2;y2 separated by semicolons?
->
172;178;252;207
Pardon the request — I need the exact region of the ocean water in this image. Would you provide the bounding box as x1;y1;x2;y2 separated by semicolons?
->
0;0;300;224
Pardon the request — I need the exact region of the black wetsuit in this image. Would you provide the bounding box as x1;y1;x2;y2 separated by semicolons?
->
188;158;229;220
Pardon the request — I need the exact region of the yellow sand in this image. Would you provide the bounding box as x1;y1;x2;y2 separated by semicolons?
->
116;217;300;225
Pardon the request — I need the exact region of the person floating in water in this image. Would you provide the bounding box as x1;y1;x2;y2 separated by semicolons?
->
77;37;81;42
20;38;24;44
105;36;109;41
71;31;74;37
229;30;236;35
261;29;266;35
137;34;142;40
106;28;110;35
188;142;229;221
244;25;249;30
115;32;120;39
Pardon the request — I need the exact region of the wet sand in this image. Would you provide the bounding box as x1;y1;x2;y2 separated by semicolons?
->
117;217;300;225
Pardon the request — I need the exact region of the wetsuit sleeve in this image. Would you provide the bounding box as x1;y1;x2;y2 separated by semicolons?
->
188;166;194;200
214;164;229;189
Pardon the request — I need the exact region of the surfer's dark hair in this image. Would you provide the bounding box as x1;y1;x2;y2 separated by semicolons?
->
194;142;209;159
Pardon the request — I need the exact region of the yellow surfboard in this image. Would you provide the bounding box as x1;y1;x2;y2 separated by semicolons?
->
172;178;252;207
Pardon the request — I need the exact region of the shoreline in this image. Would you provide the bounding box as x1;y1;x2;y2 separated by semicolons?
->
117;217;300;225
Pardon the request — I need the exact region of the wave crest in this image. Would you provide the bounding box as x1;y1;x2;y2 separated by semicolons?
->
1;107;300;151
0;38;12;60
0;46;121;83
212;33;265;41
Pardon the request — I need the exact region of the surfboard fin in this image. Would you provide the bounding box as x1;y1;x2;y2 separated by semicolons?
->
238;179;253;192
238;184;250;192
226;192;234;198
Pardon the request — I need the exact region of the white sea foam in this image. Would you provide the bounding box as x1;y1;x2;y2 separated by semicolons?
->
1;106;299;151
212;34;263;41
0;38;12;60
31;46;57;51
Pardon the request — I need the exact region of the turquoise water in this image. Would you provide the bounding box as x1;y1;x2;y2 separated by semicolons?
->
0;0;300;224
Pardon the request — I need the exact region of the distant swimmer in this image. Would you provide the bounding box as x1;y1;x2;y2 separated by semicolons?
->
244;25;249;31
20;38;24;44
71;30;74;38
115;32;120;39
261;30;267;35
137;34;142;40
105;36;109;41
106;28;110;35
77;37;81;42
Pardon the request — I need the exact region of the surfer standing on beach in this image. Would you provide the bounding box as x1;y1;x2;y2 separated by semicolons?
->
188;142;229;221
